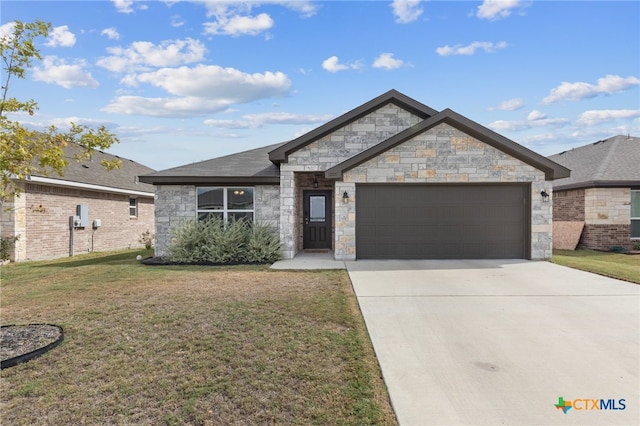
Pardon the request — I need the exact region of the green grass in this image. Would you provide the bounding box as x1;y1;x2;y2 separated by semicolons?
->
0;250;397;425
552;248;640;284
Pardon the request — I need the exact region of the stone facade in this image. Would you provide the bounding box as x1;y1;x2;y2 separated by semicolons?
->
153;184;280;256
1;182;154;261
277;104;553;261
338;123;550;260
279;103;423;259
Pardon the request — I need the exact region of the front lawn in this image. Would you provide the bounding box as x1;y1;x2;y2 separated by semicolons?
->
0;250;397;425
552;249;640;284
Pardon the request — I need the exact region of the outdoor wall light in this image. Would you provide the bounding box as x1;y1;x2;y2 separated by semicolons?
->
342;191;349;204
313;177;319;188
540;190;550;202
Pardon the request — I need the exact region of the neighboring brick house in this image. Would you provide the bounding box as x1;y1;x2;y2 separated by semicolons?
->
1;144;155;261
549;135;640;251
140;90;570;261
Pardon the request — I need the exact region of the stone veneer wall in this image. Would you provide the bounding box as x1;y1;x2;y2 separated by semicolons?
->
279;103;424;259
584;188;630;225
153;184;280;257
337;123;551;260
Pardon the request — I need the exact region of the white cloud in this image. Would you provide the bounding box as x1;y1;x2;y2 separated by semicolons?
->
542;74;640;104
436;41;507;56
488;114;569;132
103;65;292;117
198;1;318;19
577;109;640;126
112;0;134;14
171;15;185;28
527;110;547;121
204;112;334;129
45;25;76;47
199;1;316;37
391;0;423;24
102;96;234;117
477;0;525;21
321;56;362;73
203;13;274;36
32;56;99;89
101;27;120;40
0;22;16;42
97;38;207;72
373;53;406;70
126;65;291;97
490;98;524;111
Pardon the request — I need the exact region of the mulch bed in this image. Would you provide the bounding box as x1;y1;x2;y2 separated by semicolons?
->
141;257;272;266
1;324;64;369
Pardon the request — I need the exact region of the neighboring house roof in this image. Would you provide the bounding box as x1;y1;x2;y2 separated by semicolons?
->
268;89;438;163
28;143;156;196
139;142;284;185
326;108;571;181
548;135;640;191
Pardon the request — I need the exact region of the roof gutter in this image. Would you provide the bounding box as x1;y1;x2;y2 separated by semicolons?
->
25;175;154;197
138;176;280;185
553;180;640;191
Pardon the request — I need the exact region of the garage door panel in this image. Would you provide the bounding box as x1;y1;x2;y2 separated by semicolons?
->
356;184;529;259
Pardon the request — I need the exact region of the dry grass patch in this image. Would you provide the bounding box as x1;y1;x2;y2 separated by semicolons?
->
0;250;397;425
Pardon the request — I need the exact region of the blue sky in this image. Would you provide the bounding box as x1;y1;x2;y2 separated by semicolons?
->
2;0;639;171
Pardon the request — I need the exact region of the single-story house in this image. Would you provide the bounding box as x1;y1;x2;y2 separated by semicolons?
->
140;90;570;261
548;135;640;251
1;143;156;261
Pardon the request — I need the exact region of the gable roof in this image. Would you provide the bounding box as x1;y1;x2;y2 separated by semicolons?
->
548;135;640;190
325;108;571;181
28;143;155;196
268;89;438;163
139;142;284;185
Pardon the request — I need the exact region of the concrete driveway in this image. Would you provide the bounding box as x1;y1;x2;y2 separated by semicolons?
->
346;259;639;426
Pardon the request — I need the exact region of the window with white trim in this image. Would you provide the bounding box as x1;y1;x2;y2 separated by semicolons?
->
197;187;254;222
631;190;640;239
129;198;137;217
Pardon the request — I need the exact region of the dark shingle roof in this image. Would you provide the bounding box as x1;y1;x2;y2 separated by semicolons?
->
139;142;285;185
548;135;640;190
30;143;155;194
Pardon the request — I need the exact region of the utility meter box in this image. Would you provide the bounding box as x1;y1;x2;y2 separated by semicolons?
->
71;216;82;228
93;219;101;229
76;204;89;227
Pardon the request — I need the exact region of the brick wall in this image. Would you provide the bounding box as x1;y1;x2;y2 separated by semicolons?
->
553;189;585;221
581;224;633;251
553;187;633;250
11;183;154;261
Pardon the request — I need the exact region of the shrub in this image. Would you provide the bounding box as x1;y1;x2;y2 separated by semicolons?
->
166;218;281;264
1;235;19;261
139;230;155;249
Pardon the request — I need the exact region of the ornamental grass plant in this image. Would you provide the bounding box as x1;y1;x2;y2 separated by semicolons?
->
166;217;281;264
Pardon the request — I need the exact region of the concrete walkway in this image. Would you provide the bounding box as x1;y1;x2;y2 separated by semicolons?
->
270;251;346;270
346;259;640;426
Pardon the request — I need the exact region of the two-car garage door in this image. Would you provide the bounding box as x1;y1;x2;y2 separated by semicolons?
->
356;184;530;259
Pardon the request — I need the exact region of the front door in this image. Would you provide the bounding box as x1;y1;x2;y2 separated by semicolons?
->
303;190;332;250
